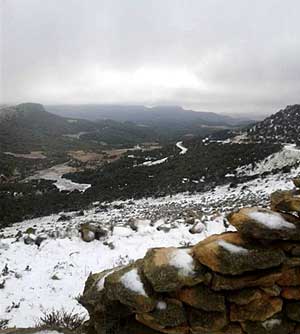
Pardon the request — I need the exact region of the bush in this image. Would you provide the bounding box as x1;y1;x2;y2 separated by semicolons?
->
38;309;86;331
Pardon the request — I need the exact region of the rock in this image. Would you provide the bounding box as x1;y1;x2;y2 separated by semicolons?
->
294;178;300;188
193;232;285;275
81;228;95;242
23;234;37;245
57;214;72;222
35;234;47;247
286;301;300;322
188;308;228;333
143;247;207;292
178;284;225;312
104;261;156;313
230;292;283;322
261;285;281;297
228;207;300;241
271;189;300;213
136;299;187;328
189;221;205;234
277;267;300;286
136;313;189;334
227;288;264;305
241;315;295;334
80;222;108;242
212;270;282;291
282;287;300;300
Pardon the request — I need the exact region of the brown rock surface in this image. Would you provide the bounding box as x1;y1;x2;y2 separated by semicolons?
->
230;293;283;322
228;207;300;240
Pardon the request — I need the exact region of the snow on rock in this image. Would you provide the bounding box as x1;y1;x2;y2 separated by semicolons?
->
176;141;188;155
262;318;282;330
120;268;147;296
218;240;248;254
247;210;296;230
168;249;195;276
156;301;167;310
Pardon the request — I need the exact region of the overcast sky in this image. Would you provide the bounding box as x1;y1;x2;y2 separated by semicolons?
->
1;0;300;117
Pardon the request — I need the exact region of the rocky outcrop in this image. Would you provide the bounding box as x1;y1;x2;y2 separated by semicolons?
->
80;178;300;334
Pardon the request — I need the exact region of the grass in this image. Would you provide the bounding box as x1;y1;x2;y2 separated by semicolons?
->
38;309;86;331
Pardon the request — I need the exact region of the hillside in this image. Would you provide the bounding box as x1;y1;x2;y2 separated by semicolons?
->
0;103;160;152
246;104;300;144
47;104;252;135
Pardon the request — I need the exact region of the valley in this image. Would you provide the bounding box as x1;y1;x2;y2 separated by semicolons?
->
1;103;300;329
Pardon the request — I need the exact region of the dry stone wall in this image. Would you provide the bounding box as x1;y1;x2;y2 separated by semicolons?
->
80;178;300;334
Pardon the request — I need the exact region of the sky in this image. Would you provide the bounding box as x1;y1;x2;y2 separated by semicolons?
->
1;0;300;117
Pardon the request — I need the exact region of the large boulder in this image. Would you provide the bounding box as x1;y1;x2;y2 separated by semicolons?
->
192;232;285;275
228;208;300;241
143;247;208;292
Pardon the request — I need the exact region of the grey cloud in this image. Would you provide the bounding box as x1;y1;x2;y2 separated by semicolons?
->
1;0;300;116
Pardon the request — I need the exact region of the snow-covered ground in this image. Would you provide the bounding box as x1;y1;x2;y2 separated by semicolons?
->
237;144;300;176
176;141;188;155
0;166;298;327
27;163;91;192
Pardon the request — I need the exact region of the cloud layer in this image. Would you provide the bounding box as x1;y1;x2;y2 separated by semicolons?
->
2;0;300;116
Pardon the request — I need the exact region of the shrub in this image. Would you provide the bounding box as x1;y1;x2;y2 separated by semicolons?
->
38;309;86;331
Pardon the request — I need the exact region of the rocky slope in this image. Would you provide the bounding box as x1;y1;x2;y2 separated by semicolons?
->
80;179;300;334
246;104;300;144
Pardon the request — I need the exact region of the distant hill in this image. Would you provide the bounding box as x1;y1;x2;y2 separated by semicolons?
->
246;104;300;144
0;103;97;152
47;104;252;127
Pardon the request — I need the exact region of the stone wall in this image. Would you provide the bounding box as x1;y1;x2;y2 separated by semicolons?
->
80;179;300;334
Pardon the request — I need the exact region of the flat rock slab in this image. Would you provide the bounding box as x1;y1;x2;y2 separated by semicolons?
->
192;232;285;275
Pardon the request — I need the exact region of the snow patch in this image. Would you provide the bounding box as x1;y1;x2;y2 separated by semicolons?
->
176;141;188;155
218;240;248;254
120;268;147;296
142;157;168;166
262;318;282;330
156;301;167;310
248;210;296;230
168;249;195;276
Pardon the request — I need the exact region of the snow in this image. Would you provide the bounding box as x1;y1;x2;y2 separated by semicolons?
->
237;144;300;176
28;164;91;192
168;249;195;276
262;318;282;330
120;268;147;296
96;269;115;292
176;141;188;155
142;157;168;166
1;164;300;327
218;240;248;254
156;301;167;310
248;210;296;230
